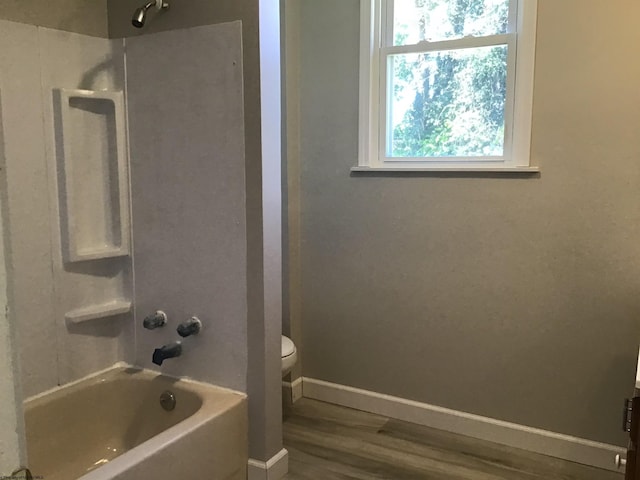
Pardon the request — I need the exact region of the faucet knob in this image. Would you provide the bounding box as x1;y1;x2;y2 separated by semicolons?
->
177;316;202;337
152;341;182;366
143;310;167;330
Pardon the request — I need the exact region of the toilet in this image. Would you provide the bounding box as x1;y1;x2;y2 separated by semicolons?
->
281;335;297;377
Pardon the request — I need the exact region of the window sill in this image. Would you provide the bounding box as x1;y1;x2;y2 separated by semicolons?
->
351;166;540;174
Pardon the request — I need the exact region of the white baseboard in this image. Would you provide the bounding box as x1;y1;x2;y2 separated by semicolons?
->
302;377;625;473
248;448;288;480
283;377;303;403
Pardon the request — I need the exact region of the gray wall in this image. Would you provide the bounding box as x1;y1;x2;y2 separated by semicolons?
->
0;74;26;472
257;0;284;462
293;0;640;446
282;0;303;381
126;22;248;392
0;208;24;474
0;20;56;398
0;0;109;37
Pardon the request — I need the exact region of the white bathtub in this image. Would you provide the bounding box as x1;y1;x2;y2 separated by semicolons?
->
24;366;247;480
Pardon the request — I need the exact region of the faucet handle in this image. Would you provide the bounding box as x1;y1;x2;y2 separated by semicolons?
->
143;310;167;330
177;316;202;337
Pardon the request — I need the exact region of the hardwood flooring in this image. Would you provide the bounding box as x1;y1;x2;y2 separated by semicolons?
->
283;398;622;480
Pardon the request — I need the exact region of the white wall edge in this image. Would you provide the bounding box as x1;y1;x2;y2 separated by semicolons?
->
248;448;289;480
302;377;625;473
283;377;303;403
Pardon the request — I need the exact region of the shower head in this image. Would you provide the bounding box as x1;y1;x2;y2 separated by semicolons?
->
132;0;169;28
131;2;153;28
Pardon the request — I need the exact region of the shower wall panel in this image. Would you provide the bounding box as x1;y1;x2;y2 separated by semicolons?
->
0;20;58;398
126;22;248;392
0;21;134;397
38;28;134;387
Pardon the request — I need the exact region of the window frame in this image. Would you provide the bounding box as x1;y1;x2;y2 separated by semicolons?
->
356;0;539;172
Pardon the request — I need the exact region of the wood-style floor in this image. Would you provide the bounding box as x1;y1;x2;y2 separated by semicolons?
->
283;398;622;480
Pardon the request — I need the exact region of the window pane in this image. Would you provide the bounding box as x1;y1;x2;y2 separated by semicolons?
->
388;45;507;158
393;0;510;45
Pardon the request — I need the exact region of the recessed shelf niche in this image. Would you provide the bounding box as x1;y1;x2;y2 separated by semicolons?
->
55;88;130;263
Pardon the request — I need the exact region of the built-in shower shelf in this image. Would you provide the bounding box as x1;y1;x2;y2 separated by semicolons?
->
55;88;131;263
65;300;132;324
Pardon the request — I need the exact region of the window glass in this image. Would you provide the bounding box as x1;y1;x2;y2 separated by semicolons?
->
388;45;508;158
393;0;510;46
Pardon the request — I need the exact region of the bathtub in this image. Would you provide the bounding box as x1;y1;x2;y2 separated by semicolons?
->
24;366;247;480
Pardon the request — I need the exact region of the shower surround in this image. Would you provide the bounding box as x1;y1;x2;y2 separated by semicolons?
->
1;0;285;475
0;15;248;406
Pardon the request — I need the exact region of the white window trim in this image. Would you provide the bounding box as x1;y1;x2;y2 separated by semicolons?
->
356;0;539;172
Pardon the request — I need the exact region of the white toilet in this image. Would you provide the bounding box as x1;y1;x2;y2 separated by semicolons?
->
281;335;297;377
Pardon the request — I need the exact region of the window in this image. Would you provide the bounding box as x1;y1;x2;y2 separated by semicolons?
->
357;0;538;171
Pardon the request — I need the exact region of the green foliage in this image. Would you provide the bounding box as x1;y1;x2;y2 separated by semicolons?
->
391;0;509;158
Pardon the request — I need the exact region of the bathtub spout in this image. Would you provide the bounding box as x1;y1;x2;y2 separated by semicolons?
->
152;341;182;366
